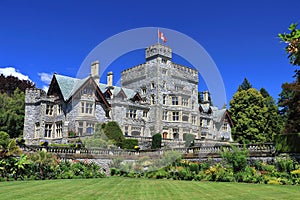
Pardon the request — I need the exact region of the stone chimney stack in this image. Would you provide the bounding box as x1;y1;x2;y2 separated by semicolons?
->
91;60;100;84
107;71;113;86
203;91;210;106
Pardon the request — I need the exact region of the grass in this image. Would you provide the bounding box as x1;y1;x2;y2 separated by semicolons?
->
0;177;300;200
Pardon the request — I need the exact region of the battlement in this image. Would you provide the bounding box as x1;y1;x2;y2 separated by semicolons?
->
145;43;172;61
25;88;56;104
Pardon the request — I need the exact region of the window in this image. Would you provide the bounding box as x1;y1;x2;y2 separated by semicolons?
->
192;116;196;125
81;102;94;115
182;98;188;107
162;81;166;89
127;109;137;118
191;101;195;109
46;104;53;115
162;111;168;120
124;126;128;136
172;111;179;121
55;122;62;138
141;88;147;95
162;69;167;75
35;123;40;138
86;103;93;114
163;95;166;105
57;104;63;115
78;122;83;136
173;129;179;139
151;82;155;89
151;95;155;105
172;96;178;105
44;124;52;138
105;110;110;118
222;121;228;132
143;110;148;118
86;122;94;135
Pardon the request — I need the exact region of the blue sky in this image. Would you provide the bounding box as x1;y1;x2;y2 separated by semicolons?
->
0;0;299;108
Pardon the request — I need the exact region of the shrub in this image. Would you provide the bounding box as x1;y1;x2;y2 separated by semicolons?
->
0;131;9;148
122;139;138;150
183;133;195;147
151;133;162;149
275;155;298;173
221;145;249;173
189;163;199;174
103;121;125;147
276;133;300;153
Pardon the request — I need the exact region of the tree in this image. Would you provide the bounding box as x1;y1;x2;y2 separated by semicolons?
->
102;121;125;147
238;78;252;91
0;74;35;96
278;23;300;134
151;133;162;149
229;85;281;144
278;23;300;66
0;89;25;138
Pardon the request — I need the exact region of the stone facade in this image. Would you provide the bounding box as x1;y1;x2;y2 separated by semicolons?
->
24;43;233;145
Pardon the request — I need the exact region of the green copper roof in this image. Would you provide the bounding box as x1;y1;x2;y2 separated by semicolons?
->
54;74;90;101
98;83;137;100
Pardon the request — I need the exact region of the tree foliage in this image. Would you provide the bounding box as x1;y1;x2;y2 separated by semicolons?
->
229;82;282;143
151;133;162;149
278;23;300;66
102;121;125;147
278;23;300;134
238;78;252;91
0;89;25;138
0;74;35;96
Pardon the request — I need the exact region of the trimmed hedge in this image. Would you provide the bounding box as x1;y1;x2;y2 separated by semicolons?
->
276;133;300;153
102;121;125;147
122;139;138;150
151;133;162;149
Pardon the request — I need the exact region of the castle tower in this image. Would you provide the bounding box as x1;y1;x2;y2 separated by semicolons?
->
121;43;199;139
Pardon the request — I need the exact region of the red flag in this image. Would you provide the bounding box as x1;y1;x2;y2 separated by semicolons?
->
158;30;167;43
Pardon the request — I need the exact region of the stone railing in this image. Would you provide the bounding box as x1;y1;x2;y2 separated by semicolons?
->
190;143;276;158
23;143;276;159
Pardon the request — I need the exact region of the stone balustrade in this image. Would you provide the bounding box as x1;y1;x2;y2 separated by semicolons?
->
23;143;276;159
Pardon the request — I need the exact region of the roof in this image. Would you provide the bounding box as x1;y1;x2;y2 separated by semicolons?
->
54;74;89;101
212;108;227;123
99;83;137;100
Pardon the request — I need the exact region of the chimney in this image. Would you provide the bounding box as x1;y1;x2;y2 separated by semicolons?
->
107;71;113;86
91;60;100;84
203;91;210;106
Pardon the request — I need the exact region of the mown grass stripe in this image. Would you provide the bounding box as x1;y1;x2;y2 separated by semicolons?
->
1;177;300;200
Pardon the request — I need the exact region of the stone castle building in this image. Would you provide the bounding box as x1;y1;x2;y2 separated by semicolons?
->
23;43;233;145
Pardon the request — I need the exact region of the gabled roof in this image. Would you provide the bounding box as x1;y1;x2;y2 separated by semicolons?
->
47;74;110;108
99;83;138;100
199;104;212;113
48;74;81;101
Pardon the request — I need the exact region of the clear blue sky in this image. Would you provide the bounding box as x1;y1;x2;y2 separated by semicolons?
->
0;0;299;107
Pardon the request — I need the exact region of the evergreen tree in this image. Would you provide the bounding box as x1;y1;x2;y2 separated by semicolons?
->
238;78;252;91
0;74;35;96
229;86;282;144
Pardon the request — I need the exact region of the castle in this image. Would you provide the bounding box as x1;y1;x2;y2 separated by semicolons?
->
23;43;233;145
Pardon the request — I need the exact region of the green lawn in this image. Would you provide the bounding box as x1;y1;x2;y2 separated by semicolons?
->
0;177;299;200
